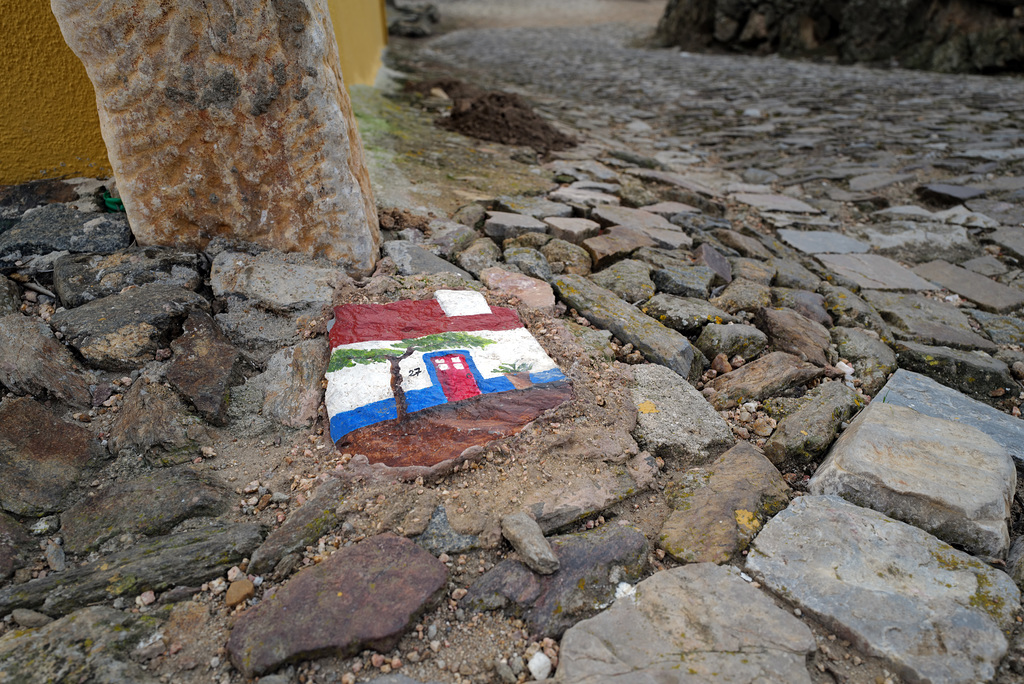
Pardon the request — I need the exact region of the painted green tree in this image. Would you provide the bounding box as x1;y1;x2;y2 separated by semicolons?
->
328;331;497;423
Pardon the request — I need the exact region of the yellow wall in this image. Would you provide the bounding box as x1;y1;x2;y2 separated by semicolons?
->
330;0;389;88
1;1;386;186
0;4;111;184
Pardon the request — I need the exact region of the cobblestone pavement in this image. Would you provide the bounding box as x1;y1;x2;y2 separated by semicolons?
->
4;4;1024;684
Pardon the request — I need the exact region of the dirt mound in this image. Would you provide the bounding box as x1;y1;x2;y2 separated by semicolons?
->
439;91;576;154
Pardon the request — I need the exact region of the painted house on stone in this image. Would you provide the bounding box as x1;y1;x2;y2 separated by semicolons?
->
326;290;567;444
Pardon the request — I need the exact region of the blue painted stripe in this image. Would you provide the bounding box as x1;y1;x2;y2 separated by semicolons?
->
530;368;567;384
330;385;448;441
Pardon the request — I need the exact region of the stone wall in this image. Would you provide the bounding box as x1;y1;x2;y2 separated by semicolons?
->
656;0;1024;73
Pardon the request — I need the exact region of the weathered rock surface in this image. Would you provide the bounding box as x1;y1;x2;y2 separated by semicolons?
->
876;369;1024;464
553;274;696;379
640;294;736;334
894;340;1016;402
0;205;132;267
660;442;790;563
385;240;476;280
52;247;204;309
0;314;94;407
707;351;825;409
211;250;339;312
165;310;246;425
589;259;654;303
465;525;647;637
540;238;592;275
107;379;211;466
49;284;209;370
777;229;869;255
816;253;938;291
631;363;734;465
0;277;19;316
249;479;346;575
764;381;864;470
914;259;1024;313
557;563;814;684
972;310;1024;346
501;512;559;575
709;277;772;314
0;606;164;684
484;211;549;241
51;0;380;276
863;290;998;352
543;217;599;244
414;505;479;555
503;246;552;281
0;523;263;617
260;340;330;428
651;262;715;298
695;322;767;360
0;397;105;516
747;496;1019;684
831;326;897;394
524;454;657;534
771;287;832;327
60;469;230;554
456;238;503;277
582;227;656;269
228;534;447;678
819;283;894;344
809;402;1015;557
0;512;33;581
756;306;835;366
480;267;555;311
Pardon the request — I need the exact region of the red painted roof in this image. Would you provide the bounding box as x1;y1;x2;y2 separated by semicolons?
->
330;298;523;347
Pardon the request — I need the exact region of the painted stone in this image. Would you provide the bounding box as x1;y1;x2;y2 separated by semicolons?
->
325;290;571;467
51;0;380;276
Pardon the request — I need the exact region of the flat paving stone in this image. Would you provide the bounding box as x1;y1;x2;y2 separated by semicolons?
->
764;380;865;470
660;442;789;564
709;277;772;314
542;217;599;244
913;259;1024;313
651;263;715;298
384;240;476;281
456;238;502;277
862;290;997;352
769;257;822;290
712;229;773;260
777;229;869;254
554;274;697;379
228;534;447;678
972;310;1024;346
756;306;834;367
849;172;916;192
771;287;832;327
876;368;1023;465
918;183;986;204
484;211;549;241
707;351;825;409
557;563;814;684
818;283;894;344
988;226;1024;261
894;340;1017;403
631;363;734;466
582;227;656;269
747;495;1019;684
809;401;1015;557
479;267;555;312
549;186;620;207
591;205;677;232
640;294;737;334
695;323;767;361
732;193;819;213
815;253;939;291
540;238;592;275
831;327;898;395
852;221;978;263
0;397;104;516
961;255;1008;277
496;195;572;219
52;247;204;309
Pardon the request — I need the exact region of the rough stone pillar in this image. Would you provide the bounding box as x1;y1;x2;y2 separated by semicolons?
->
51;0;380;276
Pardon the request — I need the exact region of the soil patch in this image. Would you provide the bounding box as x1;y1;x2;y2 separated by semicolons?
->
438;91;576;153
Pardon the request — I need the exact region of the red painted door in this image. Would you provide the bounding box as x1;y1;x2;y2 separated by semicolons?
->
431;354;481;402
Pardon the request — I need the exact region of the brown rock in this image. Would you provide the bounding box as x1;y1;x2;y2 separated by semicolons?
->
165;310;246;425
0;397;105;516
582;227;656;270
660;442;790;564
225;579;255;608
52;247;204;309
51;0;380;276
0;512;33;581
479;267;556;312
107;379;211;466
227;534;447;678
710;353;732;375
0;314;94;408
708;352;825;409
756;307;835;367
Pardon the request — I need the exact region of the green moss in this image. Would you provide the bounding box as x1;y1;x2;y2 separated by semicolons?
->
969;573;1006;622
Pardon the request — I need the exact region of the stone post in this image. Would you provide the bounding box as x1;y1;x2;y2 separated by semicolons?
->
50;0;380;276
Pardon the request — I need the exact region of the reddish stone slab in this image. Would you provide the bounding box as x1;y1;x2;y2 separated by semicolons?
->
227;534;447;678
328;298;521;347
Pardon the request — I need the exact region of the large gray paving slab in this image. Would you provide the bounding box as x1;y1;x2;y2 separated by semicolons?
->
746;495;1020;684
862;290;997;352
556;564;815;684
631;363;734;466
989;226;1024;261
875;369;1024;465
211;250;338;312
732;193;819;213
815;253;939;291
777;228;869;254
913;259;1024;313
850;221;978;263
808;401;1015;557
